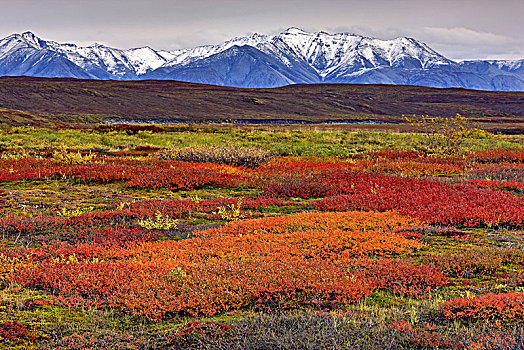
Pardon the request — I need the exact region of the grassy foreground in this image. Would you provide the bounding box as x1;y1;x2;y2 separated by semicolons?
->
1;124;523;156
1;125;524;349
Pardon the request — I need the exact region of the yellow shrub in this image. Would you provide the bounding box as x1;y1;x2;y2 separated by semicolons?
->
214;199;243;221
56;206;93;217
405;114;470;156
138;212;178;230
52;145;96;164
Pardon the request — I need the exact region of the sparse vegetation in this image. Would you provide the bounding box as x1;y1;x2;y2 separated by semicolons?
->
405;114;472;155
160;145;273;167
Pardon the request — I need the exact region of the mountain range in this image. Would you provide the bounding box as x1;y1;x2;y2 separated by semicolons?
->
1;28;524;91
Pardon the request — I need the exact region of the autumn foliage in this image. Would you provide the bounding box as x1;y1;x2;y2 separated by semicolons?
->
441;293;524;324
3;211;444;320
1;143;523;348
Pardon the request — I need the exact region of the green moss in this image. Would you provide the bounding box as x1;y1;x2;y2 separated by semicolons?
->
363;291;413;308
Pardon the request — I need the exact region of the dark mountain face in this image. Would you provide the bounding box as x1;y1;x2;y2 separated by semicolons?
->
0;30;523;91
145;46;301;88
0;49;92;78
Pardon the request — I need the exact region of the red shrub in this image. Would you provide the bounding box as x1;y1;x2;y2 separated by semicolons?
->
469;148;524;164
441;292;524;323
0;321;36;343
356;259;449;298
312;172;524;228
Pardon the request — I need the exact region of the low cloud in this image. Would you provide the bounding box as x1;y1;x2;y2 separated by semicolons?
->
418;27;524;60
328;25;407;40
422;27;513;46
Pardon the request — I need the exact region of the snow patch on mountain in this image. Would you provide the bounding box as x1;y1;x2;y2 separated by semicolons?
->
0;29;523;90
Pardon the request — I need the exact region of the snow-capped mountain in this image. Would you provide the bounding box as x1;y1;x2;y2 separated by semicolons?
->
459;59;524;76
1;29;524;91
149;28;455;84
0;32;170;79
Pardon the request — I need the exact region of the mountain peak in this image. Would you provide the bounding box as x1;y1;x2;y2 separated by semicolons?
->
21;31;38;38
18;31;44;49
282;27;309;35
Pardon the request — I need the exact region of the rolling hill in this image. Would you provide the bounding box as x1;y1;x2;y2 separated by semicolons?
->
0;76;523;131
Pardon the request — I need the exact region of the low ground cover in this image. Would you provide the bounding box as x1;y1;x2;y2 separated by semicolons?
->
1;126;524;349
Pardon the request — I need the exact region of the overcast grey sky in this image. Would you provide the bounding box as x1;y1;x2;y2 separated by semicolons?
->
1;0;523;60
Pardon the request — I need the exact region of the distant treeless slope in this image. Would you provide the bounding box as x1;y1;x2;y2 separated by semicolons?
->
0;76;523;127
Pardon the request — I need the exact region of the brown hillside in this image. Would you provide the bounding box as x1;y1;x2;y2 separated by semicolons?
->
0;76;523;128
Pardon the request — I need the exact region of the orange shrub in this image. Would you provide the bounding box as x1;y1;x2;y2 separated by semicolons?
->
110;259;373;319
136;229;422;265
9;211;432;320
354;159;464;177
197;211;421;239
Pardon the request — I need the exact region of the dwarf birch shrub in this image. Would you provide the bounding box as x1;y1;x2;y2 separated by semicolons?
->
52;144;95;165
405;114;470;156
160;145;273;167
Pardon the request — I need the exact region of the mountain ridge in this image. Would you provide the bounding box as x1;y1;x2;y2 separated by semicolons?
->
1;29;523;91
